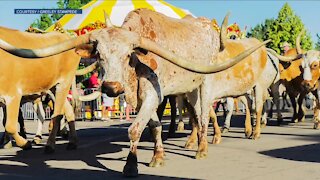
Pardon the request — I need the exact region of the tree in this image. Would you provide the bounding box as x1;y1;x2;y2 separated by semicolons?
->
248;3;313;53
316;34;320;50
30;0;90;31
65;0;82;9
31;14;53;30
51;0;65;22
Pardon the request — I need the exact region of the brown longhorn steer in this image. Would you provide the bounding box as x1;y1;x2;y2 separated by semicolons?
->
0;27;99;152
274;32;320;129
0;9;273;177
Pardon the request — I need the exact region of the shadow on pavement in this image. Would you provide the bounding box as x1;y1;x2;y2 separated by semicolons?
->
260;143;320;163
0;124;194;180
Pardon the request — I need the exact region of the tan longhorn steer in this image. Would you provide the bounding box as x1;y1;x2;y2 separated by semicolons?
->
0;27;98;152
0;9;273;177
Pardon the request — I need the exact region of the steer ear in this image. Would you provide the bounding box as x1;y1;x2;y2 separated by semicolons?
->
75;44;95;58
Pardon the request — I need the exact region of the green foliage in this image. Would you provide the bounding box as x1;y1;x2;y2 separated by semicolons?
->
248;2;313;53
31;14;53;30
30;0;90;31
65;0;82;9
51;0;64;22
316;34;320;50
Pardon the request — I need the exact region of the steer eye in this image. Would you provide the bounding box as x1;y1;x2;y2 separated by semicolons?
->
311;62;319;69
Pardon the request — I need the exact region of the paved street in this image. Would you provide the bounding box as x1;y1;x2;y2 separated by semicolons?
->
0;110;320;180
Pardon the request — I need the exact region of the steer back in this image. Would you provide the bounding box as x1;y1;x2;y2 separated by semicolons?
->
95;9;220;108
207;38;268;98
0;26;80;95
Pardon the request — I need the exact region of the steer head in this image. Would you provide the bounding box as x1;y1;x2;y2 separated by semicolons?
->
86;28;140;97
301;50;320;91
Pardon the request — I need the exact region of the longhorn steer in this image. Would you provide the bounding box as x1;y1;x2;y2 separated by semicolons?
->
0;9;270;177
0;27;98;152
269;32;320;129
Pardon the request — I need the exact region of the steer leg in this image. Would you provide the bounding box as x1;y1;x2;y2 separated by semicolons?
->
63;100;78;150
123;76;162;177
312;90;320;129
184;90;201;150
33;101;45;145
176;96;185;132
185;119;198;149
240;95;252;138
210;106;221;144
168;96;177;137
196;86;211;160
5;95;32;150
289;94;299;123
148;113;165;167
1;104;12;148
297;93;306;122
252;85;264;140
45;83;71;153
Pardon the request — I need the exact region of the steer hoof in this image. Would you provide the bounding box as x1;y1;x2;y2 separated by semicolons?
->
32;135;42;145
123;152;138;177
211;135;222;144
261;122;267;128
21;141;32;150
44;145;55;154
245;129;253;139
185;141;196;149
177;122;185;132
123;164;138;177
195;151;207;160
149;158;164;167
66;143;77;150
251;131;260;140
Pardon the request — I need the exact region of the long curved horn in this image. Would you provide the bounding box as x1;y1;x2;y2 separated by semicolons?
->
266;48;302;62
71;78;101;102
296;30;304;54
139;37;271;74
78;91;101;102
220;12;230;51
76;62;98;76
0;34;90;58
104;10;113;28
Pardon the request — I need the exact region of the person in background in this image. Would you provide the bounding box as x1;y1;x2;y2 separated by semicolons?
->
88;70;101;120
119;94;131;121
102;93;114;121
88;70;100;88
282;42;291;54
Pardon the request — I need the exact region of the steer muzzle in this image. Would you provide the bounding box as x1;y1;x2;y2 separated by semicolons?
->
301;80;318;91
102;81;124;97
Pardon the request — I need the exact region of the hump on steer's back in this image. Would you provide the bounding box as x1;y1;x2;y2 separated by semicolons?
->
121;8;220;64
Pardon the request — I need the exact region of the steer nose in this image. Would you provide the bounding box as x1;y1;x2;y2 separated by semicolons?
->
302;80;314;90
102;81;124;97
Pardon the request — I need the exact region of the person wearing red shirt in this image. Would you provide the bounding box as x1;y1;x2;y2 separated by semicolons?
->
88;70;100;88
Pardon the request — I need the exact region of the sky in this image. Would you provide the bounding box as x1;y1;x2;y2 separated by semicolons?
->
0;0;319;43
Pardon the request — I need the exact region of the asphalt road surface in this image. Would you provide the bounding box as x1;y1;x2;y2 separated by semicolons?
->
0;110;320;180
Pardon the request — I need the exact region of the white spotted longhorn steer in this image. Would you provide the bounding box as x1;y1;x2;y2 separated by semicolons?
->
0;9;270;177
